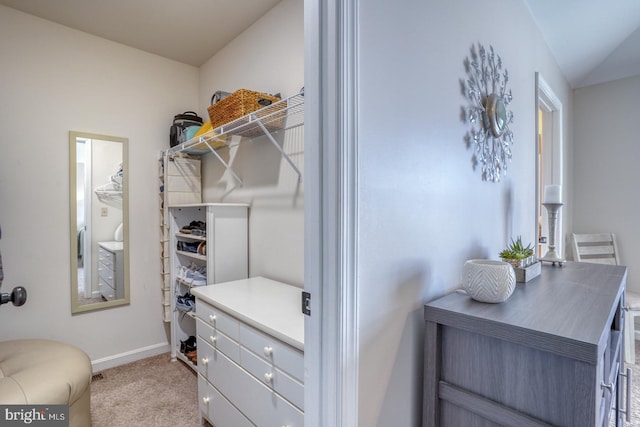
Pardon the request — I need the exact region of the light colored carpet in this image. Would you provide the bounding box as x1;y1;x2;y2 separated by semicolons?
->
90;353;201;427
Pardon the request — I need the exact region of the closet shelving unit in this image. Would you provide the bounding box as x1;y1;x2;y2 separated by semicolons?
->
168;203;248;370
166;92;305;185
159;154;202;322
161;92;304;370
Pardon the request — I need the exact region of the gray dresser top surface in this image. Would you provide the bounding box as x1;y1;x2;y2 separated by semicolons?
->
425;261;627;363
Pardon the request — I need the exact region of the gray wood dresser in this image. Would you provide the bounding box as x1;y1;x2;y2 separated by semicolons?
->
423;262;629;426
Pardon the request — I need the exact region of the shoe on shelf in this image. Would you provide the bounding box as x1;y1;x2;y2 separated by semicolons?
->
177;263;195;280
180;336;196;354
177;263;207;286
176;292;195;312
177;241;199;253
186;350;198;365
191;228;206;237
186;265;207;286
197;241;206;255
176;265;188;281
180;220;206;234
191;271;207;286
187;271;207;286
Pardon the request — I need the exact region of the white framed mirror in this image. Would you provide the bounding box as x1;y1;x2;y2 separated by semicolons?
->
70;131;130;313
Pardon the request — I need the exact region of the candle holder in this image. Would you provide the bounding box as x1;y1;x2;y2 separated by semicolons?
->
540;202;565;266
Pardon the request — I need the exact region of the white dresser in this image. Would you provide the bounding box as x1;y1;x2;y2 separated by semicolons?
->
97;241;123;301
191;277;304;427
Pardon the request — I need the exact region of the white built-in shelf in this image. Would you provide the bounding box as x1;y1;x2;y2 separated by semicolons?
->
175;308;197;319
175;277;206;288
175;351;197;371
175;250;206;261
175;232;206;241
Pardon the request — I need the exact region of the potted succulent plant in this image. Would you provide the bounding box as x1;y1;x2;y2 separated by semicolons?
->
499;236;536;269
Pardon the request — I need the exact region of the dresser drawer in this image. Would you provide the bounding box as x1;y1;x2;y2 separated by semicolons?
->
240;346;304;410
98;248;115;269
197;336;215;380
240;322;304;382
98;264;114;286
198;337;304;427
196;301;239;341
196;318;239;363
197;374;253;427
99;279;115;301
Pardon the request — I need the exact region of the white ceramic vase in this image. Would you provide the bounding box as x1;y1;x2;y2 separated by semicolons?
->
462;259;516;303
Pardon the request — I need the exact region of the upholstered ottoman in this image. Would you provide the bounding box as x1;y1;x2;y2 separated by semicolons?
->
0;339;92;427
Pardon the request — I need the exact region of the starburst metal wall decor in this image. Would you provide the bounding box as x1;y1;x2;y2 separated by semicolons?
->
462;43;514;182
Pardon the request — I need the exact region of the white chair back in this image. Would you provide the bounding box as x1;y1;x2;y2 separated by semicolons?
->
571;232;620;265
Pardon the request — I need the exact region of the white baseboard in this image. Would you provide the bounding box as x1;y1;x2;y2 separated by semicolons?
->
91;342;170;372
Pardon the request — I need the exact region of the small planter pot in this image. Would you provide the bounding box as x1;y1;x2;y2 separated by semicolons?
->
462;259;516;303
501;256;536;269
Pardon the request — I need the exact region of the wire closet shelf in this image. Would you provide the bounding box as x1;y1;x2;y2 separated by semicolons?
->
166;93;304;184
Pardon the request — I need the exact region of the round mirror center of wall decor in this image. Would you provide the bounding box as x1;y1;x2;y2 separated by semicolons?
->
486;94;507;138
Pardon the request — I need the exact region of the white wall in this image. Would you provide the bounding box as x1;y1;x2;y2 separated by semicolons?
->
198;0;305;287
198;0;303;111
0;5;198;367
573;75;640;292
354;0;571;425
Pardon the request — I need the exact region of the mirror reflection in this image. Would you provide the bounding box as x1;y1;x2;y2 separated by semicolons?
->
70;131;129;313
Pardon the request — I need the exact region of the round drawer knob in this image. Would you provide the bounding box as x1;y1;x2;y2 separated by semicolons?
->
209;335;217;344
264;372;274;383
263;346;273;357
209;314;216;323
201;357;209;366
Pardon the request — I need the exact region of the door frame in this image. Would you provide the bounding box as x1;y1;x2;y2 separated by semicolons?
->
534;73;564;257
304;0;359;426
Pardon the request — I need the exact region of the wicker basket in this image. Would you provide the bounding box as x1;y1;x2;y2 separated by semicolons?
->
207;89;284;135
